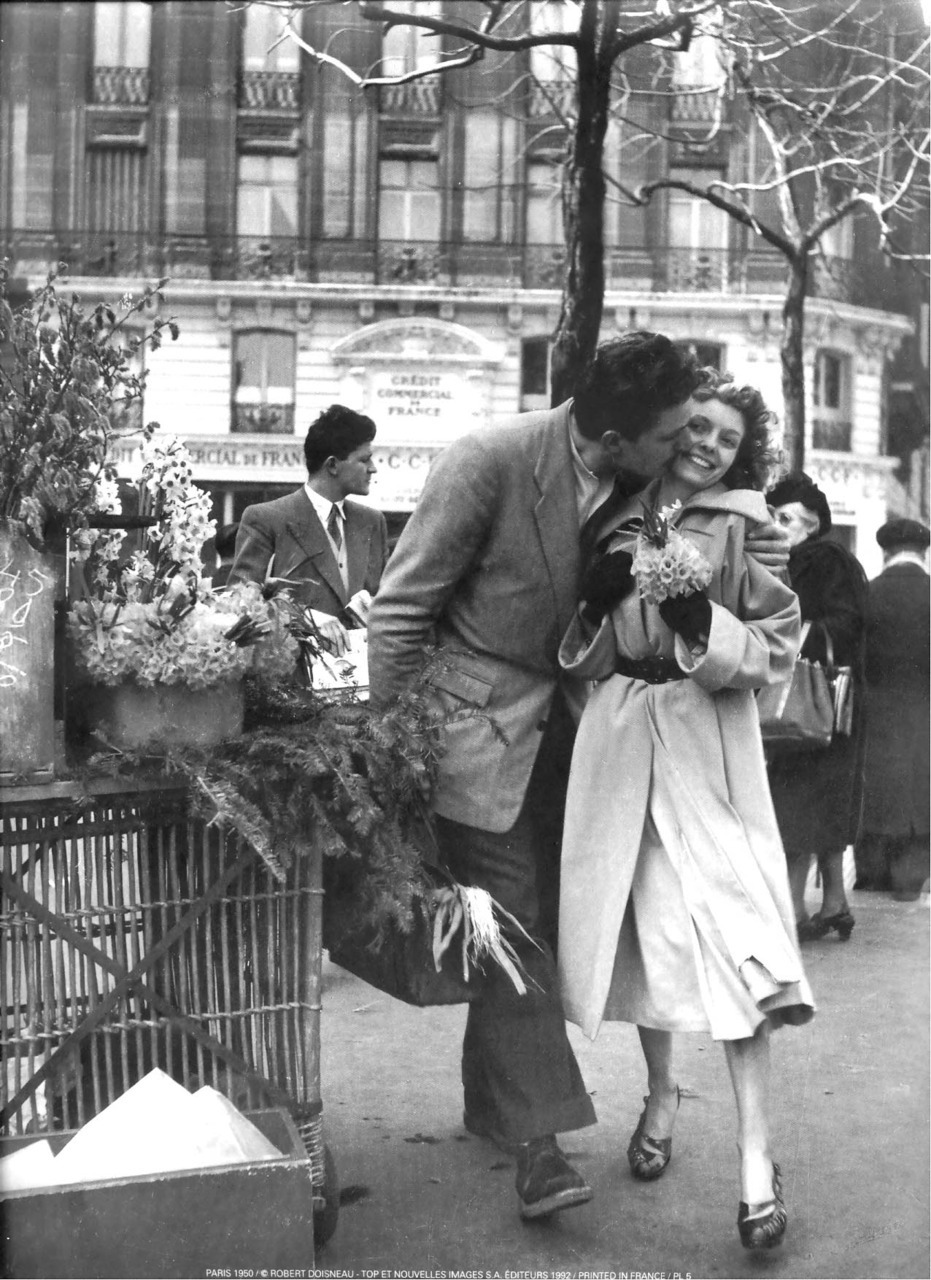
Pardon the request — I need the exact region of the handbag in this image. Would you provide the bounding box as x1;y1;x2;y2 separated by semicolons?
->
758;622;853;754
323;860;480;1006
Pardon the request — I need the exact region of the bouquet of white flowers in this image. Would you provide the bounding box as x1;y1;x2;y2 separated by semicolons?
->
631;500;713;605
67;437;280;691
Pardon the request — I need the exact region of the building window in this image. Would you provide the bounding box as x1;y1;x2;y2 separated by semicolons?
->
242;5;299;72
667;171;729;289
520;337;551;411
232;331;296;434
86;149;148;238
819;217;854;261
812;349;852;451
462;114;518;243
238;3;301;111
380;0;441;76
378;158;440;242
675;340;724;369
92;1;151;103
93;1;150;67
528;0;578;115
526;159;562;245
236;155;298;238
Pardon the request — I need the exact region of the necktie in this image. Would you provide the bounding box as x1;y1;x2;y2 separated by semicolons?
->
579;472;643;565
327;504;342;551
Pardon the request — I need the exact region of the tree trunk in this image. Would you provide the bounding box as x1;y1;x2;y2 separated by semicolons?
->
549;8;610;406
780;254;809;474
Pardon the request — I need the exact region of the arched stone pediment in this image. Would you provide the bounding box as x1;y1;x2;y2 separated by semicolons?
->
331;317;500;365
331;318;500;447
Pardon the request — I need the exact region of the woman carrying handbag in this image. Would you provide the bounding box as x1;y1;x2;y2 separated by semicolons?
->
764;474;869;941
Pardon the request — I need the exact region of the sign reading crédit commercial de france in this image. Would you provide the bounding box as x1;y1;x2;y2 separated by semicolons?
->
367;368;484;438
108;436;444;510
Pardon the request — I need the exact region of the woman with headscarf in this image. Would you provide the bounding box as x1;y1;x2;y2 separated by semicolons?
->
764;473;869;941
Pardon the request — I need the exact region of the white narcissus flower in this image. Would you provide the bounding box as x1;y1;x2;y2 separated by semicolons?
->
632;503;713;606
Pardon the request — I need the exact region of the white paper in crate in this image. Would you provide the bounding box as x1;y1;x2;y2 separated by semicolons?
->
0;1139;57;1193
0;1068;282;1193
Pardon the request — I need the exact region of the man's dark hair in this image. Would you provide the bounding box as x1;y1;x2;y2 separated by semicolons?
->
303;404;377;474
573;331;701;442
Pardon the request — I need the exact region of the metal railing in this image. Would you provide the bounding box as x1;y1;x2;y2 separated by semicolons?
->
232;403;296;435
238;70;301;112
92;65;150;106
378;77;442;116
670;88;721;123
2;229;874;304
528;78;575;118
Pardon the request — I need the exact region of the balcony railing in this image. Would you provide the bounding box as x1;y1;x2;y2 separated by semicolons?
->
1;229;875;304
528;78;575;119
92;65;150;106
670;88;722;124
238;70;301;112
232;403;295;435
378;77;442;116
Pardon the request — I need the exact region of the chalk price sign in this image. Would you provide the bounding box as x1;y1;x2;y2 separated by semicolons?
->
0;553;54;688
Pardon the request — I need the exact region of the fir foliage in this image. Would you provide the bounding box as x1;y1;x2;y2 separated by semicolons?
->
84;658;452;934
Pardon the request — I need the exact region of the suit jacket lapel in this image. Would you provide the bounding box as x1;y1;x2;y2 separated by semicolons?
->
285;495;347;604
533;404;581;640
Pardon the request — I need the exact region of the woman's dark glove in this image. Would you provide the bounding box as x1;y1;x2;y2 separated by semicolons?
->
658;590;712;646
580;549;635;625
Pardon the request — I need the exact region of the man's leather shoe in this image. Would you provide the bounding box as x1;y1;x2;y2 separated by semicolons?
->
462;1111;520;1155
515;1135;592;1220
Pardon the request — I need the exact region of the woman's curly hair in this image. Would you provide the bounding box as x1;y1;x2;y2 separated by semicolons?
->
691;367;780;492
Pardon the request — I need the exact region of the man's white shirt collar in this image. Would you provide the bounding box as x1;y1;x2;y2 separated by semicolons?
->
304;483;344;524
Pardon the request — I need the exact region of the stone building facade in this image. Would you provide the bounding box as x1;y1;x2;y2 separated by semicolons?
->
1;1;922;574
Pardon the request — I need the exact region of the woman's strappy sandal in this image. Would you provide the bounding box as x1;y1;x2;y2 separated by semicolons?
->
627;1086;680;1181
737;1160;788;1250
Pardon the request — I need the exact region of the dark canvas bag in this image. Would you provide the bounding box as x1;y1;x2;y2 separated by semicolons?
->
758;621;853;753
323;860;480;1006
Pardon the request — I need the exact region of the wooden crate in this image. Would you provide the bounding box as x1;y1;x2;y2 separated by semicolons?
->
1;778;330;1226
0;1107;316;1278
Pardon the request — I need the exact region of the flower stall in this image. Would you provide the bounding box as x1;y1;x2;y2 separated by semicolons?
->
1;272;524;1270
66;436;273;750
0;274;348;1263
0;263;175;784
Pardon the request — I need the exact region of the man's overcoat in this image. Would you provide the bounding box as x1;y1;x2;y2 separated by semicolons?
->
368;402;583;832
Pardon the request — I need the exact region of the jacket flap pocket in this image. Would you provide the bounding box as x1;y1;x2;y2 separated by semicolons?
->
429;665;494;707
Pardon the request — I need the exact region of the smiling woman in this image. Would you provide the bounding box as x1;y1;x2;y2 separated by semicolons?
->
667;400;746;496
559;366;808;1251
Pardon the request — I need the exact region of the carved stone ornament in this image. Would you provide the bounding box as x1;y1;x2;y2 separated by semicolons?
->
330;317;501;367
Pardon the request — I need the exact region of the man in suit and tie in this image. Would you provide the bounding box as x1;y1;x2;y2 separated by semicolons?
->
368;332;789;1221
229;404;389;654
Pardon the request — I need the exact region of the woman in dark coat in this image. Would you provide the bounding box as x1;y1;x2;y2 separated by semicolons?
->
765;474;869;941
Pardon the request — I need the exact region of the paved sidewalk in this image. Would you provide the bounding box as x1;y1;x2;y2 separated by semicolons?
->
317;888;929;1280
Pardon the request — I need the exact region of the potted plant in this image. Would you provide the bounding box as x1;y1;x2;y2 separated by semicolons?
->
0;262;176;783
66;437;279;751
